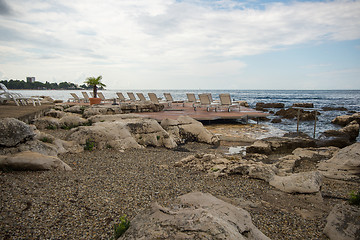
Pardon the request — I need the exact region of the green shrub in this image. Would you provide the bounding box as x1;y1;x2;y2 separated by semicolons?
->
46;125;57;130
84;138;95;151
40;137;53;143
156;135;160;140
349;191;360;206
110;215;130;240
61;124;77;130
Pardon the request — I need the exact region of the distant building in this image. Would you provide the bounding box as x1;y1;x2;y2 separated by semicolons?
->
26;77;35;83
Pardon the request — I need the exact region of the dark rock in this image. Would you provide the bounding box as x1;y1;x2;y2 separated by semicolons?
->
256;102;285;110
275;108;320;121
322;106;348;111
247;136;316;155
271;118;282;123
283;132;311;138
317;130;351;148
317;121;359;148
292;103;314;108
331;113;360;127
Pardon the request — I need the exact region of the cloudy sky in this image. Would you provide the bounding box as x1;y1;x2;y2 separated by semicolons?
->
0;0;359;90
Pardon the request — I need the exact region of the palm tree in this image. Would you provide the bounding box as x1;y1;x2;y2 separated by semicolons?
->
84;75;106;98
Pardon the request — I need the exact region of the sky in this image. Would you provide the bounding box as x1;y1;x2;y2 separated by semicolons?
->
0;0;359;90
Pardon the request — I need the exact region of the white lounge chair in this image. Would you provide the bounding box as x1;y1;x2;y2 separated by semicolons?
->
127;92;137;101
136;93;147;102
186;93;199;107
116;92;129;102
194;93;220;111
148;93;169;105
0;83;40;106
163;93;184;106
82;92;90;103
219;93;240;112
69;93;84;103
98;92;113;103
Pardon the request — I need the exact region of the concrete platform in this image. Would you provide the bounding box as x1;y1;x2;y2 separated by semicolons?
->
136;102;268;122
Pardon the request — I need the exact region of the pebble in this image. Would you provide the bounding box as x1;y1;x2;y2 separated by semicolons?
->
1;142;358;239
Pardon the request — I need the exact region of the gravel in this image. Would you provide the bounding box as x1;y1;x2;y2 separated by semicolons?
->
1;141;358;239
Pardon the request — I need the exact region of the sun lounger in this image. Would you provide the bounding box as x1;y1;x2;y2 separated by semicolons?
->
136;93;147;102
0;83;40;106
127;92;137;101
185;93;199;107
163;93;184;106
219;93;240;112
69;93;84;103
194;93;220;111
116;92;129;102
98;92;113;103
82;92;90;103
148;93;169;106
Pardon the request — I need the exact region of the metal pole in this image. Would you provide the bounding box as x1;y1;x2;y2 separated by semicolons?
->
297;108;300;134
313;110;317;138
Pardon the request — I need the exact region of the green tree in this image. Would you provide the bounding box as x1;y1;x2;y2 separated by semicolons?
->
84;75;106;98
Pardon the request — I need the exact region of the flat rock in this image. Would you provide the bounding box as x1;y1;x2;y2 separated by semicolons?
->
120;192;270;240
269;171;322;193
323;203;360;240
0;151;72;171
318;142;360;180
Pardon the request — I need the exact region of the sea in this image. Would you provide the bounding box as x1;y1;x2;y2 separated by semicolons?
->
14;89;360;141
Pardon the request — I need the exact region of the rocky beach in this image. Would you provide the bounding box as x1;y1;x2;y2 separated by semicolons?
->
1;100;359;240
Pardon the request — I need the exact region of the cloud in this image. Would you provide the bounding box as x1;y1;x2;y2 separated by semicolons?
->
0;0;359;89
0;0;12;15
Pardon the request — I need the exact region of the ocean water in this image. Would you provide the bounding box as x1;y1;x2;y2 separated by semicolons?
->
14;89;360;140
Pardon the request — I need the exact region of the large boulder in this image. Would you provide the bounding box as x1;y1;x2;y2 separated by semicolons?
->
64;105;86;114
0;151;72;171
120;192;270;240
32;116;60;130
0;118;35;147
66;118;177;150
34;130;83;154
44;109;65;118
317;142;360;180
331;112;360;126
340;120;360;141
317;120;359;148
323;203;360;240
59;113;88;128
161;116;219;145
269;171;322;193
